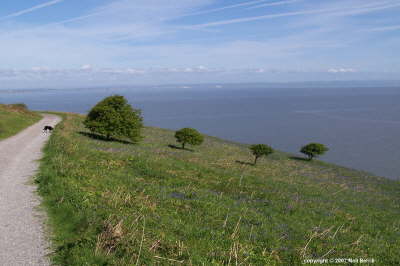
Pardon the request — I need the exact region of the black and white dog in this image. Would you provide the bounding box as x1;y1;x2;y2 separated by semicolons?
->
43;125;54;133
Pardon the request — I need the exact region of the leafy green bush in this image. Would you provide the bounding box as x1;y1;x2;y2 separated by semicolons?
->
300;143;328;160
84;95;143;143
10;103;28;109
249;144;274;165
174;128;204;150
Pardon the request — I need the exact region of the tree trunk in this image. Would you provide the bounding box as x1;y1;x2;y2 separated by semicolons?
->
182;142;185;149
254;156;258;165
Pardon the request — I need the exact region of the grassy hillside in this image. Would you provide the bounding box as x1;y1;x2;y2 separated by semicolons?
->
0;104;41;140
37;113;400;265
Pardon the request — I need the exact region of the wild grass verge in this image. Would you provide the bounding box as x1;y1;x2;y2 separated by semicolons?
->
36;113;400;265
0;104;41;140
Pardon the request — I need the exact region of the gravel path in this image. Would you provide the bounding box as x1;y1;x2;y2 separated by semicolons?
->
0;114;61;266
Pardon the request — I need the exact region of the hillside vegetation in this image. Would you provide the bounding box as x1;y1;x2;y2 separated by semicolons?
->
0;104;41;140
37;113;400;265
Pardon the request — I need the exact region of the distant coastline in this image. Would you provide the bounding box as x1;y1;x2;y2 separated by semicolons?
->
1;80;400;92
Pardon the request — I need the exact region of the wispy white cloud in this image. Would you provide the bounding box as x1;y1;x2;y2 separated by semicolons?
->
0;0;64;20
0;0;399;88
187;8;339;28
365;25;400;32
188;1;400;28
31;0;214;41
329;1;400;17
246;0;301;10
44;10;107;27
173;0;274;18
0;66;362;82
80;65;93;71
0;66;225;82
4;65;399;90
328;68;357;73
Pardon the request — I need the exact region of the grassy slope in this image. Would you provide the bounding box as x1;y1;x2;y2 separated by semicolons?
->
0;104;41;140
37;113;400;265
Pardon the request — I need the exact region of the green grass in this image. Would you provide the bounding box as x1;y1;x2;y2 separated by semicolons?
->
36;113;400;265
0;104;41;140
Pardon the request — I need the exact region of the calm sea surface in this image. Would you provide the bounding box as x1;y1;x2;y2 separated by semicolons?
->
1;86;399;180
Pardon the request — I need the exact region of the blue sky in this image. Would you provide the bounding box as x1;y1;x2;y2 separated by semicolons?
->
0;0;399;88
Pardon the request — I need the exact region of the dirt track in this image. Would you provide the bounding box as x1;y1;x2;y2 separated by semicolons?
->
0;114;60;265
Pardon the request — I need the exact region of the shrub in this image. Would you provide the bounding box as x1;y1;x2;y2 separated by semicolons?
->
249;144;274;165
10;103;28;109
174;128;204;150
84;95;143;143
300;143;328;160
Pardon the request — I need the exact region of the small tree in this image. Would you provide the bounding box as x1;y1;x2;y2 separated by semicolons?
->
174;128;204;150
300;143;328;160
84;95;143;143
250;144;274;165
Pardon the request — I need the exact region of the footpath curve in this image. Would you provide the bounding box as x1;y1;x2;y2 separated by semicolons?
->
0;114;61;265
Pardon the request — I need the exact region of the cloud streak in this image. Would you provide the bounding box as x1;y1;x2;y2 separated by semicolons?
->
0;0;399;88
328;68;357;73
174;0;276;18
246;0;301;10
0;0;64;20
44;10;106;27
187;8;340;28
188;1;400;28
367;25;400;32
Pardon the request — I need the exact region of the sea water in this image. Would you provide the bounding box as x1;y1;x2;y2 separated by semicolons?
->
1;86;399;180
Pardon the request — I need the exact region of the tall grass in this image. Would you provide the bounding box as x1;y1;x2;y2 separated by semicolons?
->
37;113;400;265
0;104;41;140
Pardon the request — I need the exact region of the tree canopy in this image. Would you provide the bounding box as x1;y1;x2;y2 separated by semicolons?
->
174;128;204;150
84;95;143;143
250;144;274;165
300;143;328;160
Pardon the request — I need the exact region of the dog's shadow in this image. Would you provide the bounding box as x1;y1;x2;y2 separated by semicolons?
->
235;160;254;166
78;131;132;144
168;144;194;152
